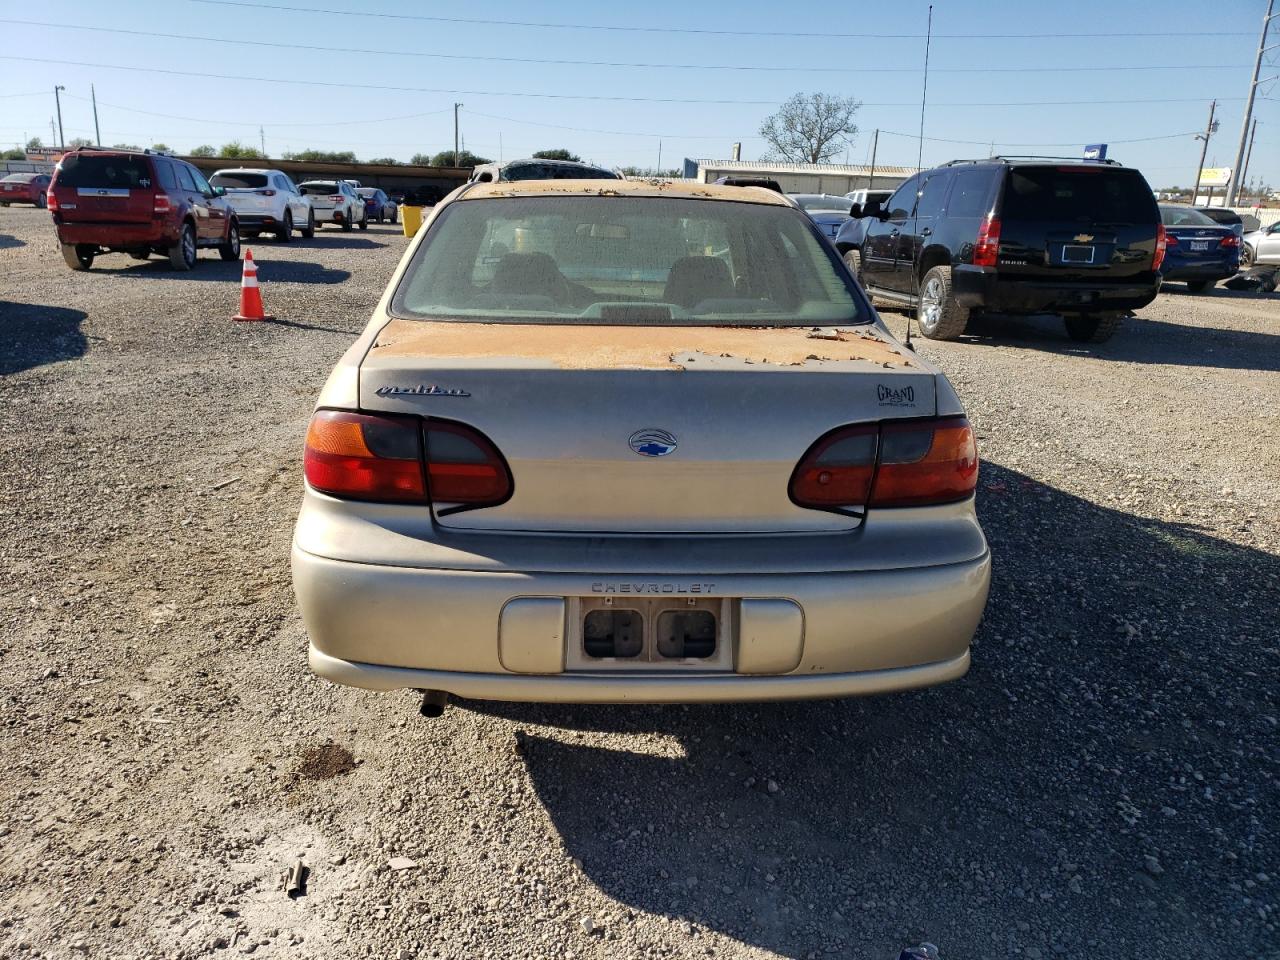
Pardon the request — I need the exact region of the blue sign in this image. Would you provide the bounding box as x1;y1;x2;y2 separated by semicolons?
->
1083;143;1108;161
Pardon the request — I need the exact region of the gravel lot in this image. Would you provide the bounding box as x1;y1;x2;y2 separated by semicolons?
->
1;203;1277;960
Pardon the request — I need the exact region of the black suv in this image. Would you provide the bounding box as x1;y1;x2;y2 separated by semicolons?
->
836;157;1164;343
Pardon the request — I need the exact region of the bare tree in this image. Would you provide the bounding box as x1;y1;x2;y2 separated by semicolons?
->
759;93;861;164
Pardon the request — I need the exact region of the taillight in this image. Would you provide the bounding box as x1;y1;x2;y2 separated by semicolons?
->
424;421;512;507
46;190;58;211
302;411;512;508
153;193;171;215
973;216;1000;267
329;195;344;202
304;410;426;503
1219;234;1241;249
789;416;978;511
1153;224;1169;270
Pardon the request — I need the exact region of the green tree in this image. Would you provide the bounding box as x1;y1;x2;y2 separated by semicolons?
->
67;137;94;149
151;143;171;153
112;143;142;151
25;136;43;151
429;149;489;168
619;166;681;178
759;92;860;164
2;148;25;160
532;148;581;162
283;149;358;163
409;153;433;166
189;144;216;158
218;140;265;160
367;157;401;165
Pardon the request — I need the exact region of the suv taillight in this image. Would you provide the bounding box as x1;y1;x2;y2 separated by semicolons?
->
46;190;58;211
153;193;171;215
329;194;344;202
1153;223;1169;270
304;411;511;507
789;416;978;510
973;216;1000;268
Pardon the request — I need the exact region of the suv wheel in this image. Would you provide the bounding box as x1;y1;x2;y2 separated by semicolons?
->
390;207;398;225
1185;279;1214;294
219;221;241;261
61;243;94;271
277;211;293;243
35;193;46;210
301;209;315;239
358;209;369;231
341;209;353;232
842;249;863;285
1064;312;1124;343
169;222;197;271
917;265;970;340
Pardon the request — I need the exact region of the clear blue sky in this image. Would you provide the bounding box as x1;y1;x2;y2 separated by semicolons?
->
1;0;1275;190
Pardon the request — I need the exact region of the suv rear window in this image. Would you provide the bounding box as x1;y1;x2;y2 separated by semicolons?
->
211;172;268;189
300;183;335;195
501;161;618;182
1001;167;1156;225
2;173;37;183
55;154;153;189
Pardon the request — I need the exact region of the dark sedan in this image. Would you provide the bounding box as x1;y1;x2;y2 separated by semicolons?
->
0;172;51;207
1159;205;1241;293
789;193;854;239
357;187;398;224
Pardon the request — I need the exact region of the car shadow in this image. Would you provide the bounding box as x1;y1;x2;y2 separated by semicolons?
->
0;233;25;250
462;461;1276;957
0;302;88;375
106;258;351;285
287;235;389;250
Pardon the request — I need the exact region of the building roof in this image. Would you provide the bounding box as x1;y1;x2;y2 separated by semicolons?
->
693;159;920;178
460;178;791;205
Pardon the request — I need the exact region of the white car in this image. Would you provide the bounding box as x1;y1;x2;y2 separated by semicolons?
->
208;168;314;241
299;180;367;232
1241;220;1280;267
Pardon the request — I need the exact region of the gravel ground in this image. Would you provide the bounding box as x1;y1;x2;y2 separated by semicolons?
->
1;204;1277;960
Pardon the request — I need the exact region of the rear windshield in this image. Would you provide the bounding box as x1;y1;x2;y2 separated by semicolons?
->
299;182;337;195
210;172;268;189
501;162;619;182
1001;167;1156;225
357;188;377;197
793;195;850;212
55;154;153;190
2;173;37;183
1161;206;1217;227
391;195;863;326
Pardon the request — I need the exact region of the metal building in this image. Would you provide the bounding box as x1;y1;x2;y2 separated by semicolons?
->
685;159;917;195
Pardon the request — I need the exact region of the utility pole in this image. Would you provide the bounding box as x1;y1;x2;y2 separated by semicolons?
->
1239;118;1259;202
656;140;662;176
1192;100;1218;205
91;84;101;146
1226;0;1275;205
49;117;56;148
259;126;266;157
867;128;879;189
453;102;463;167
53;85;66;149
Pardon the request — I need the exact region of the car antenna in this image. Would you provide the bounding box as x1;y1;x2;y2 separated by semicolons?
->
907;3;933;355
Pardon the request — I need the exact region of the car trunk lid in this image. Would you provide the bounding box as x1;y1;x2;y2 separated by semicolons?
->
358;319;936;534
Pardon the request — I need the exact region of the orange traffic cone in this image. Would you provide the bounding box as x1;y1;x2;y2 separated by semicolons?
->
232;249;275;322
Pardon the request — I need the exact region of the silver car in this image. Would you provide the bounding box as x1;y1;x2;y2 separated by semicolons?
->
292;180;991;707
1242;220;1280;267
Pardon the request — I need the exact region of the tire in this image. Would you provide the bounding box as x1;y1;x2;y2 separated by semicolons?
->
842;248;863;285
1064;313;1124;343
1185;279;1214;294
390;208;398;225
917;265;970;340
1240;244;1255;268
301;210;315;239
358;209;368;231
128;249;150;261
61;243;94;271
341;209;353;232
277;210;293;243
35;194;46;210
218;220;241;262
169;221;197;271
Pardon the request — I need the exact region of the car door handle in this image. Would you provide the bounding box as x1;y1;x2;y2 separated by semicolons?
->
889;228;900;237
921;227;933;237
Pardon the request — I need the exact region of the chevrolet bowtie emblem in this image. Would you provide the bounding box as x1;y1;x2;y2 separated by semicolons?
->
1073;234;1094;242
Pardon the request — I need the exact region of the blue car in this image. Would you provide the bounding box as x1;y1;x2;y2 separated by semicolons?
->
357;187;398;224
1159;205;1240;293
789;194;854;240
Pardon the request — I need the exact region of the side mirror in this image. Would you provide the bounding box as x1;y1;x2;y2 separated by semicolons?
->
848;202;863;219
212;185;226;197
864;199;885;220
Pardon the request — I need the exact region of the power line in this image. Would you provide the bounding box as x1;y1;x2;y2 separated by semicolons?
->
875;128;1203;147
60;92;455;128
0;56;1250;109
0;20;1248;75
186;0;1253;39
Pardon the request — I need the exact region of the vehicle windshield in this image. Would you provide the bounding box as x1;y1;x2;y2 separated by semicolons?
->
54;154;152;189
792;195;851;213
299;182;337;195
501;161;618;182
1161;206;1218;227
357;188;378;197
1001;166;1157;224
2;173;37;183
392;195;863;326
210;172;268;190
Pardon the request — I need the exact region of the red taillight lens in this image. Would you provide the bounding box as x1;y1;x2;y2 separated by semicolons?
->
153;193;171;215
790;416;978;510
1219;234;1241;249
329;195;344;202
424;421;513;506
46;190;58;211
973;216;1000;267
1153;223;1169;270
304;410;426;502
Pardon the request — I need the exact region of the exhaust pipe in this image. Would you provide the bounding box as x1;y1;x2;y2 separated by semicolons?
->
418;689;449;718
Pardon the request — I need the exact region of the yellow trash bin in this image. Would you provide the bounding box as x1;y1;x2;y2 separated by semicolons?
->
401;205;424;237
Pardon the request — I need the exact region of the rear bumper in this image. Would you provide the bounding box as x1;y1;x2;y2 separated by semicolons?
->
292;543;991;703
952;264;1160;314
1160;261;1238;282
234;214;278;228
55;221;172;248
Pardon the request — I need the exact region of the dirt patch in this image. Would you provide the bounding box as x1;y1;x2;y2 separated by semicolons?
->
294;743;356;781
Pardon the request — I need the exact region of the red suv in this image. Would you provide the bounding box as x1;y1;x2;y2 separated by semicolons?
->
48;148;240;271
